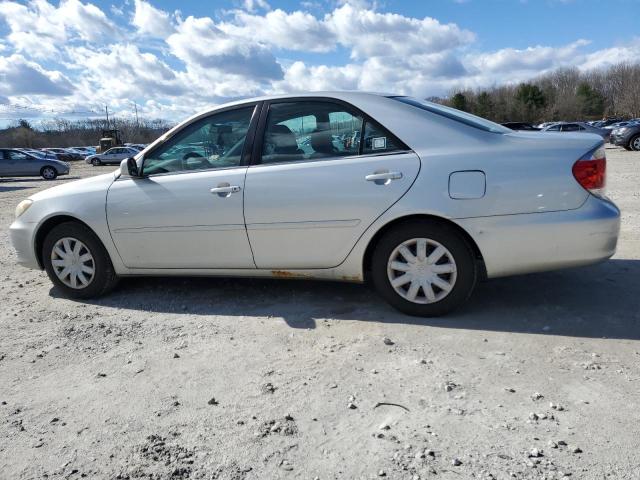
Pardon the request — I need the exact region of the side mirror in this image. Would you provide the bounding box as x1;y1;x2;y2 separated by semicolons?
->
120;157;140;178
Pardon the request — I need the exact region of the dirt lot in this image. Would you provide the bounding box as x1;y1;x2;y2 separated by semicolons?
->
1;149;639;480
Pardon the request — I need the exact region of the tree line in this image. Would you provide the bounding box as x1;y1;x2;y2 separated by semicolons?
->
0;117;175;148
441;62;640;123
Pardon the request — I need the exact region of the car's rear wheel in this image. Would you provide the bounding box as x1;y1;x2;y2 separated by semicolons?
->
371;220;478;316
91;158;101;166
41;166;57;180
42;222;118;299
630;135;640;151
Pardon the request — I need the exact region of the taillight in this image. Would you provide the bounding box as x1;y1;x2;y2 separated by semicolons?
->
572;145;606;197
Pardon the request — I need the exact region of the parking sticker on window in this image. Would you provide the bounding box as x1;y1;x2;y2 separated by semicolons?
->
372;137;387;150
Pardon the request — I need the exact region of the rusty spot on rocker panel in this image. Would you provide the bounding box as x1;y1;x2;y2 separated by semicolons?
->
340;274;363;282
271;270;310;278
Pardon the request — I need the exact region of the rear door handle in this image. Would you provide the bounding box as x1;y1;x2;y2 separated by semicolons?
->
210;184;241;197
365;171;403;183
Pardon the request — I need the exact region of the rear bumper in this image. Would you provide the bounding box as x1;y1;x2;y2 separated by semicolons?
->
456;195;620;278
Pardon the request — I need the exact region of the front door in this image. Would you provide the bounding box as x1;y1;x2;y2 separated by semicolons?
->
107;105;259;269
244;100;420;269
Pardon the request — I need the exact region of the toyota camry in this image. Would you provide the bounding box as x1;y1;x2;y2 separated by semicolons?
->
10;92;620;316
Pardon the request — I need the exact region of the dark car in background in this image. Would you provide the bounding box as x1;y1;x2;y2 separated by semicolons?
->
610;123;640;151
0;148;70;180
501;122;541;131
42;148;76;162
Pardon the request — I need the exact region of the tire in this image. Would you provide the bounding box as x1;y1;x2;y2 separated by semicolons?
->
371;220;478;317
42;222;118;299
91;158;101;166
41;166;58;180
629;135;640;151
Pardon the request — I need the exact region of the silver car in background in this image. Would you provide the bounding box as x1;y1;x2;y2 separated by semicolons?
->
1;148;70;180
541;121;611;141
10;92;620;316
85;147;140;166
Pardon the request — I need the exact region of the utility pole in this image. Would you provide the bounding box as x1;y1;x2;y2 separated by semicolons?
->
105;105;110;129
133;102;139;130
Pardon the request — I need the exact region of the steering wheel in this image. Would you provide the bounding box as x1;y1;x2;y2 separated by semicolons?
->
181;151;208;170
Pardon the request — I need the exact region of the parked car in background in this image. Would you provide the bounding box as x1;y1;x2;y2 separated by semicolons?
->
9;92;620;316
610;123;640;151
501;122;540;131
72;146;96;155
603;120;638;132
541;122;610;141
42;148;75;162
85;146;140;166
536;121;557;129
0;148;69;180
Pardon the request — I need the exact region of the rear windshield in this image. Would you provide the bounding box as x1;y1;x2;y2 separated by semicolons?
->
390;96;510;134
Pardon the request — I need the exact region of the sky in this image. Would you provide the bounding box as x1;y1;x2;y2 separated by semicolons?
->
0;0;639;125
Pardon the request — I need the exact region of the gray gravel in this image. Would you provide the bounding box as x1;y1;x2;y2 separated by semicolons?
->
1;148;639;479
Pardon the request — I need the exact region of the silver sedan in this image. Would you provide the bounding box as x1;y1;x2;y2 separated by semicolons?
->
9;92;620;316
0;148;70;180
85;147;140;166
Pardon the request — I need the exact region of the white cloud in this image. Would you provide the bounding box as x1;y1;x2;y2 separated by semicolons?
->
167;15;283;81
132;0;175;38
0;54;74;96
327;4;475;59
0;0;119;58
242;0;270;12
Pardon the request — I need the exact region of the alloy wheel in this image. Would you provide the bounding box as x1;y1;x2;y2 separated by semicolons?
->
42;167;56;179
50;237;96;289
386;238;457;304
632;136;640;151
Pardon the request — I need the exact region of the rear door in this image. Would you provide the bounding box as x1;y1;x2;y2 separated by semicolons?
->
243;99;420;269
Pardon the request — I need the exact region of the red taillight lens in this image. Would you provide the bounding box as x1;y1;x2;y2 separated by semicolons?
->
572;146;606;196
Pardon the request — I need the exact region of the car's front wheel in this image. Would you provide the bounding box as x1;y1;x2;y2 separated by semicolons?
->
371;220;478;317
42;222;118;299
91;158;101;166
630;135;640;151
41;166;58;180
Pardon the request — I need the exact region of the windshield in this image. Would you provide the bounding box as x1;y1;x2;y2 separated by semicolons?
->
390;96;510;134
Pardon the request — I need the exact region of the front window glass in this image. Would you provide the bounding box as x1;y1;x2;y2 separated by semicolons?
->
261;102;363;164
143;106;254;175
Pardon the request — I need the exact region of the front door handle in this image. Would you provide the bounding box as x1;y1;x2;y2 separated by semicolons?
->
210;183;241;197
365;171;403;184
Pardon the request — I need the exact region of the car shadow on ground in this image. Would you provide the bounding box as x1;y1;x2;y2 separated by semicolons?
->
53;258;640;340
0;185;34;193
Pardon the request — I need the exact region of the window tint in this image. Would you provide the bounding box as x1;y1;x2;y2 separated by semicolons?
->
143;106;255;176
547;125;561;131
562;124;580;132
362;121;405;155
261;101;363;164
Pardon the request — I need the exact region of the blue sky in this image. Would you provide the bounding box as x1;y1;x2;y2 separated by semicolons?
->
0;0;639;125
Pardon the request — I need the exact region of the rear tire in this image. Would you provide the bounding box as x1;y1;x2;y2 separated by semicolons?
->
629;135;640;151
41;166;57;180
91;158;101;166
42;222;118;299
371;220;478;317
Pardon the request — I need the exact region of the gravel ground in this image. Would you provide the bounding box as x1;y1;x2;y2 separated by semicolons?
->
1;148;639;480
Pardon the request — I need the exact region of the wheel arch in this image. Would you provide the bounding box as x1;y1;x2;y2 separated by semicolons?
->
34;215;97;269
362;214;487;281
